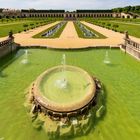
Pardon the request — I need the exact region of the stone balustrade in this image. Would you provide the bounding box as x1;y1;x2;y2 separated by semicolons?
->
125;38;140;52
0;37;19;58
120;32;140;60
0;38;13;48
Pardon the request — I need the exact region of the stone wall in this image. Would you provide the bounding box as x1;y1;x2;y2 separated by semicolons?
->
0;38;19;58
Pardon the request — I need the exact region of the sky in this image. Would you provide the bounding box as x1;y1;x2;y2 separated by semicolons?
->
0;0;139;10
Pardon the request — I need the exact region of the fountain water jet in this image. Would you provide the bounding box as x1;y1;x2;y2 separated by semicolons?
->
103;51;111;64
55;54;68;89
21;50;28;64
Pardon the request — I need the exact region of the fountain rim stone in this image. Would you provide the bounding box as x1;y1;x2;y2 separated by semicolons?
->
32;65;96;112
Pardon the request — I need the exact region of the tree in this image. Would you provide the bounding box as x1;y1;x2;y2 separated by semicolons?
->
112;5;140;14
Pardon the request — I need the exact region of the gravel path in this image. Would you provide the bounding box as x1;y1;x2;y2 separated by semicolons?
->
0;21;140;49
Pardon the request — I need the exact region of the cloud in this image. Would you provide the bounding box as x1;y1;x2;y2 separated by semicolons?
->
0;0;139;10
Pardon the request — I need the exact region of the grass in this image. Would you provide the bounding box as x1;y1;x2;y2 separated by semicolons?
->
0;18;60;37
0;18;64;24
33;21;67;38
85;18;140;38
0;48;140;140
73;21;107;39
79;17;140;23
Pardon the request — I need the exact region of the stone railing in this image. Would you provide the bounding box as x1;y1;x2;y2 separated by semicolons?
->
0;38;14;48
0;37;19;58
125;38;140;52
120;32;140;60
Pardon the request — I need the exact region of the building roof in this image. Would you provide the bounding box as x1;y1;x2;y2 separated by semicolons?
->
21;9;65;13
76;10;113;13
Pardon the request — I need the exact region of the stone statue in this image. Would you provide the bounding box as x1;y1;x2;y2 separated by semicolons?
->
9;30;14;39
125;31;129;39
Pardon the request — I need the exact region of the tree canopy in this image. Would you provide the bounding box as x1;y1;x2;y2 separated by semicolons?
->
112;5;140;14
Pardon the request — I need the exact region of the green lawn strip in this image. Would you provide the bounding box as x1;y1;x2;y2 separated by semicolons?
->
73;21;107;39
0;23;31;37
33;21;67;39
0;20;55;37
0;17;63;23
85;18;140;38
81;17;140;23
108;21;140;38
0;21;34;26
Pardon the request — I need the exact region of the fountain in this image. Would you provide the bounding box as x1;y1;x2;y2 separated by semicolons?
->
21;50;28;64
26;53;105;138
42;22;66;37
76;21;96;38
104;51;111;64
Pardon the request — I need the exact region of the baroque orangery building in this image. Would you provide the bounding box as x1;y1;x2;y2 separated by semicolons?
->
0;9;134;19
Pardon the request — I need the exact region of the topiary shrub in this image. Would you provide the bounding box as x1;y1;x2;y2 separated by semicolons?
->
107;23;111;27
113;24;119;28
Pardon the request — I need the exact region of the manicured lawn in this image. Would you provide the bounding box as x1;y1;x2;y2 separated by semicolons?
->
33;21;67;38
0;48;140;140
0;21;34;37
85;18;140;38
73;21;107;39
79;17;140;23
0;18;59;37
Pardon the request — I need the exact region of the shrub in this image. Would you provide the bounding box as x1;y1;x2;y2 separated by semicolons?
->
107;23;111;26
30;23;34;26
23;24;28;28
120;31;124;33
113;24;119;28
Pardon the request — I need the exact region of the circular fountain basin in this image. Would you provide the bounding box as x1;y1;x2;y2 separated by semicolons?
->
32;65;96;112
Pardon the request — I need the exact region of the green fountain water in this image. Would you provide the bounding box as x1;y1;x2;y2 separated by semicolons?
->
40;69;93;105
0;48;140;140
38;54;94;105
